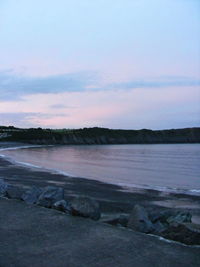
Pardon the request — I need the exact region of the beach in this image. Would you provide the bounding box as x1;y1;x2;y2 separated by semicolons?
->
1;142;200;266
1;142;200;222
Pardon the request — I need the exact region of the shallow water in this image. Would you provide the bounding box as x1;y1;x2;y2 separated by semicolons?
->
0;144;200;192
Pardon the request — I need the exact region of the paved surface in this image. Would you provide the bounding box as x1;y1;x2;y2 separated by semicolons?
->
0;198;200;267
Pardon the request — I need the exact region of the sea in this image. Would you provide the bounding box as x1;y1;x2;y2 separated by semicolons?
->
0;143;200;195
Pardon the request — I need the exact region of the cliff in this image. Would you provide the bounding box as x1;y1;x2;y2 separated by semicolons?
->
0;126;200;144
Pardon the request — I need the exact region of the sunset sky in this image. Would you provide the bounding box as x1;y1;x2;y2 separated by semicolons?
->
0;0;199;129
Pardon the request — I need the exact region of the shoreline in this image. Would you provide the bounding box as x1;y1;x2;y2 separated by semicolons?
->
0;142;200;197
0;142;200;224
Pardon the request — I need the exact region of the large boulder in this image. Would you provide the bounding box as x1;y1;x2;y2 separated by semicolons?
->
152;221;167;234
22;186;42;204
37;186;64;208
69;197;101;220
166;211;192;224
127;205;154;233
52;200;69;212
149;210;192;225
149;210;172;224
0;179;9;197
161;223;200;245
149;210;192;236
6;185;24;200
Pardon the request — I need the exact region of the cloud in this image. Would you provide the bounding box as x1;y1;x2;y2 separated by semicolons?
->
1;83;199;129
0;69;199;102
111;76;200;90
0;112;67;128
50;104;77;109
0;70;99;101
0;112;36;127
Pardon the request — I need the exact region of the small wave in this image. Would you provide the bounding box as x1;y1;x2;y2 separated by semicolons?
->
1;154;74;177
189;189;200;193
16;161;45;169
18;161;74;177
0;144;53;152
0;143;74;176
119;183;200;196
52;169;76;177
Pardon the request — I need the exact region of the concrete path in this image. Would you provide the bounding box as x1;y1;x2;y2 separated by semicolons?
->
0;198;200;267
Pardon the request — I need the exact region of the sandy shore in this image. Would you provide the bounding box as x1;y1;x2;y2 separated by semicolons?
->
0;142;200;223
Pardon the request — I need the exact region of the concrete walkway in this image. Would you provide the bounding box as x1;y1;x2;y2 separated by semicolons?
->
0;198;200;267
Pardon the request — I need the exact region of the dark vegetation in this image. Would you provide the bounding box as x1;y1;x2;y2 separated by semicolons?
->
0;126;199;144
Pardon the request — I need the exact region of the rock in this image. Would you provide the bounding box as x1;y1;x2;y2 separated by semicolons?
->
127;205;154;233
149;210;173;224
166;211;192;225
69;196;101;220
52;200;69;212
153;221;167;234
37;186;64;208
22;186;42;204
149;210;172;223
149;210;192;225
6;185;24;200
161;223;200;245
0;179;9;197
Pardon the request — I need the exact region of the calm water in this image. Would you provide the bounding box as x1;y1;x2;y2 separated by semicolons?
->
0;144;200;192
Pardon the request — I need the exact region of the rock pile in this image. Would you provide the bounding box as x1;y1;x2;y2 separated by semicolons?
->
0;179;101;221
69;196;101;220
127;204;200;245
127;204;155;233
22;186;42;204
0;179;8;197
102;204;200;245
37;186;64;208
1;179;199;245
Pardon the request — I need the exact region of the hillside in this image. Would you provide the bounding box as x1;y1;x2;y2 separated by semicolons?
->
0;126;199;144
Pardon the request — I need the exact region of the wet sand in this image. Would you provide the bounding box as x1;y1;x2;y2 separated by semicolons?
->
0;142;200;222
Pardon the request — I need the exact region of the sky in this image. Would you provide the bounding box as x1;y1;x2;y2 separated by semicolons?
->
0;0;200;129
